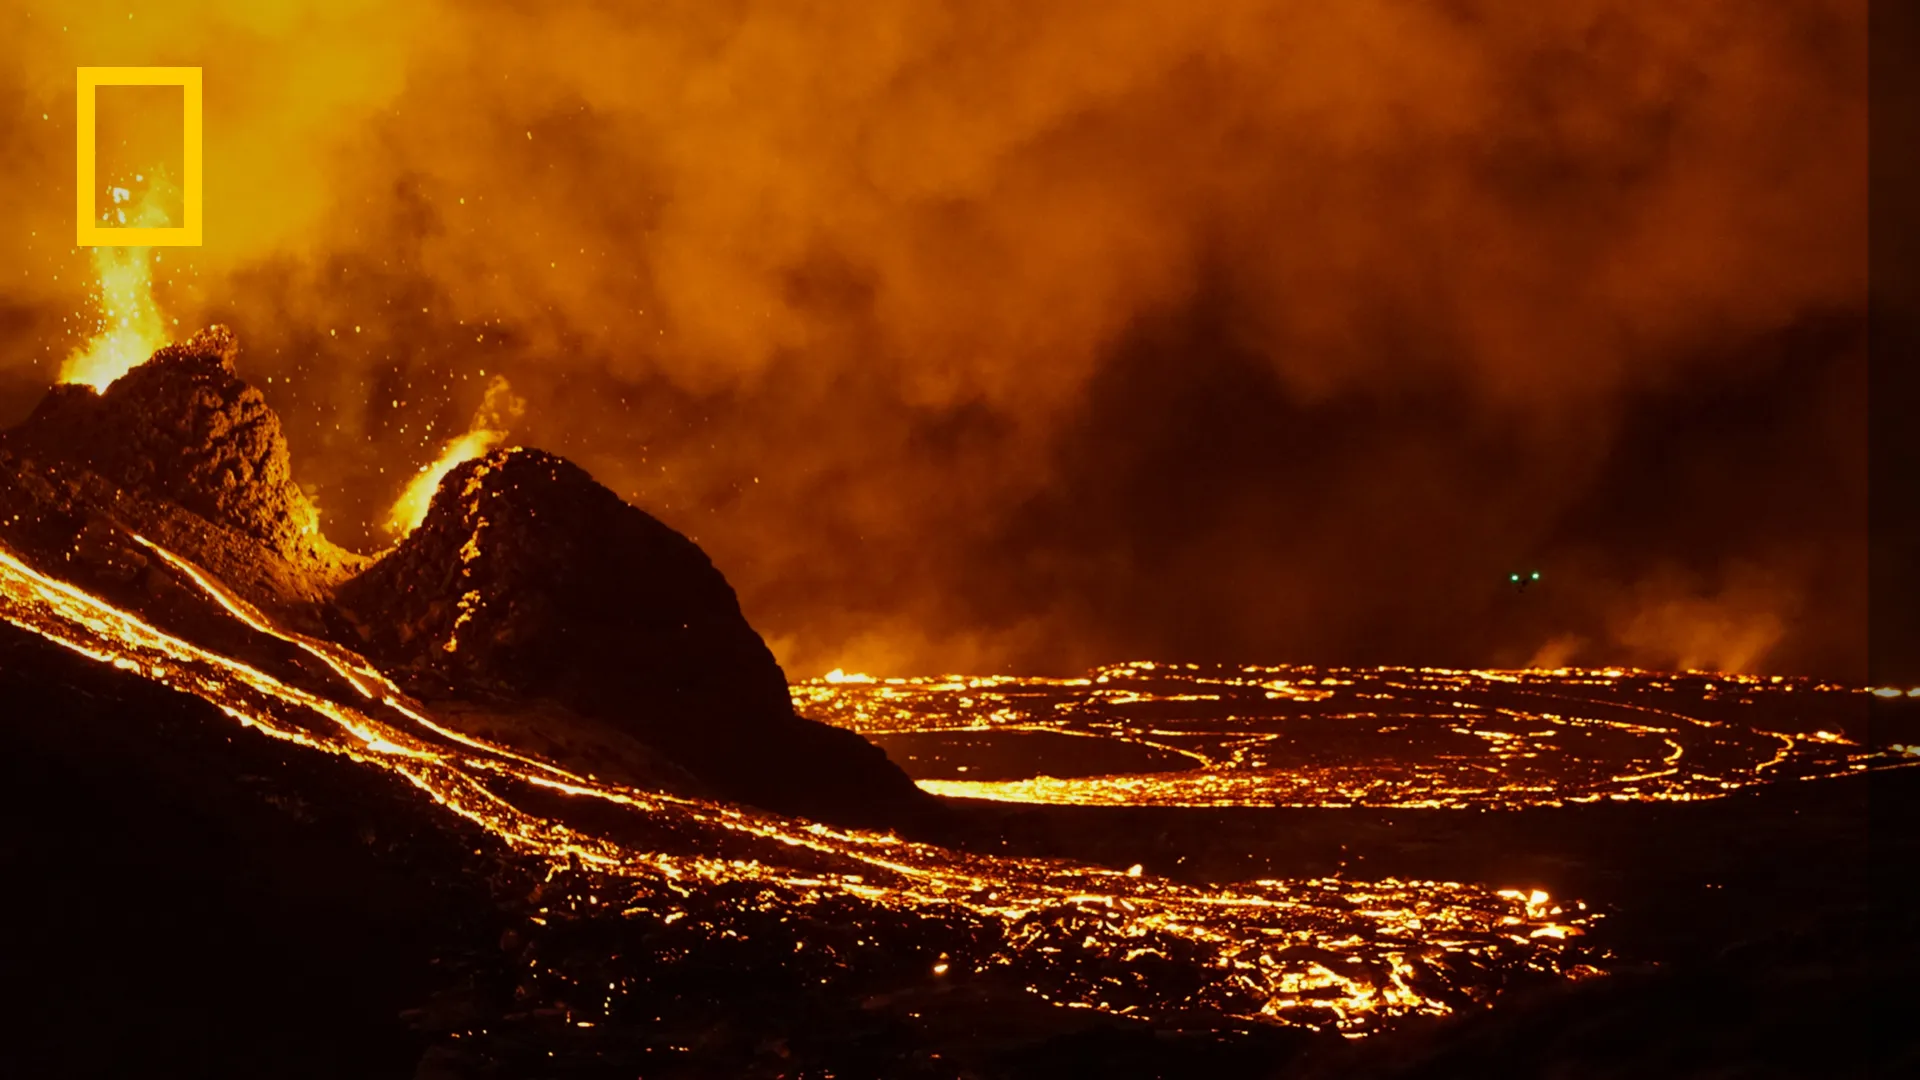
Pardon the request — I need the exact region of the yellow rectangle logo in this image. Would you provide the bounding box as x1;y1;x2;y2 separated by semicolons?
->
75;66;203;248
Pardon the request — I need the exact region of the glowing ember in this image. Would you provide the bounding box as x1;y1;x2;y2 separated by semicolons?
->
386;374;525;538
59;174;177;392
798;663;1902;809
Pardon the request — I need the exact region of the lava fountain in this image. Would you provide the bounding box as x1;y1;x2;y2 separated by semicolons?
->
386;374;526;538
59;174;177;392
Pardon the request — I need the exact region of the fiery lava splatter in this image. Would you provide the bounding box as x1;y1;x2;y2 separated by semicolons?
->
386;374;526;538
0;533;1601;1032
800;663;1897;809
59;175;177;392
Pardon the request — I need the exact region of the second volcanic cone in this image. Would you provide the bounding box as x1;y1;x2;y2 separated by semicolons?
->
337;447;941;830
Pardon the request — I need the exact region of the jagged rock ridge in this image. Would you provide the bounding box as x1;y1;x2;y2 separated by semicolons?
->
9;327;340;569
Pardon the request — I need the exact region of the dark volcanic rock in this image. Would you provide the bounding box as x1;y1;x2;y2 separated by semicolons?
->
338;447;939;830
0;621;507;1080
0;327;360;627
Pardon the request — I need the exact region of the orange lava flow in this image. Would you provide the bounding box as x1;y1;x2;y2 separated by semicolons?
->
0;536;1605;1031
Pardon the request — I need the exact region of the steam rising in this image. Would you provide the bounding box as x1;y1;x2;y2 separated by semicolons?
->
0;1;1867;678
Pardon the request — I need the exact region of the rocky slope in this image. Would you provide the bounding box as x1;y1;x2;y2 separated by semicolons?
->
0;327;936;831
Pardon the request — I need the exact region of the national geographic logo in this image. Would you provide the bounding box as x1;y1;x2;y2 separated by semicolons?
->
75;67;202;248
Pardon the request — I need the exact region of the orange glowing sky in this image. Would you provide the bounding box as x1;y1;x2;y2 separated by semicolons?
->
0;1;1869;679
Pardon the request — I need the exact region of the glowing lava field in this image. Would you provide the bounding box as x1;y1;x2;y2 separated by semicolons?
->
799;664;1898;809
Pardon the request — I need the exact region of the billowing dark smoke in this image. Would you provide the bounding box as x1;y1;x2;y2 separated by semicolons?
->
0;1;1866;678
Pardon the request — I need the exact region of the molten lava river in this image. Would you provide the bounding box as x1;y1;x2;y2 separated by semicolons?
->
0;535;1902;1035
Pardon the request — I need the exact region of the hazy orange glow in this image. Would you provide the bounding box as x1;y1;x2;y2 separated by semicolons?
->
0;2;1868;678
0;6;1883;1060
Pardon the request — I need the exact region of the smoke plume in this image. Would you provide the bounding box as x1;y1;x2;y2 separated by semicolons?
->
0;0;1867;677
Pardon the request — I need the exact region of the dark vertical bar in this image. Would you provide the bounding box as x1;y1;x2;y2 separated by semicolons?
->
1873;3;1920;688
1871;2;1920;1071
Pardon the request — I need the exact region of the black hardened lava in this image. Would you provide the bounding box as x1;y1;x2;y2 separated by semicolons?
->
0;624;509;1079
